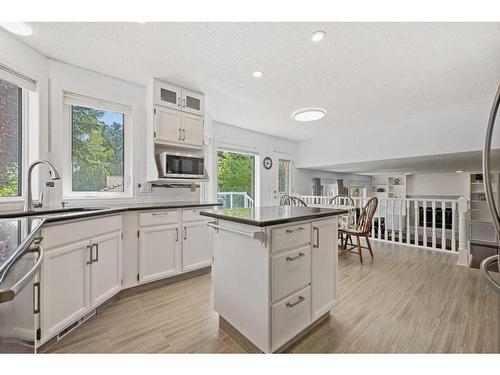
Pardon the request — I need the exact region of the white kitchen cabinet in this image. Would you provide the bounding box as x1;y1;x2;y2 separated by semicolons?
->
154;80;182;110
182;221;212;272
181;88;204;116
311;219;338;321
181;112;204;148
41;239;90;341
89;231;122;308
154;106;182;144
139;224;181;283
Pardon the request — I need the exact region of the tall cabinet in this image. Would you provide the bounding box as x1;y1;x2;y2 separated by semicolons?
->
146;79;205;182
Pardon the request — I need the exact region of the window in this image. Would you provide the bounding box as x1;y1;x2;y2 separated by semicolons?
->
63;92;131;198
217;150;255;209
350;185;367;198
0;79;22;197
278;159;291;194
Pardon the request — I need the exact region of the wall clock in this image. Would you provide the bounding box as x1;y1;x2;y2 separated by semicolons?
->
263;157;273;169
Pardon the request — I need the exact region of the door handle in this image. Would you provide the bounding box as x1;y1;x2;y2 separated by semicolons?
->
313;226;320;248
92;243;99;263
86;244;93;265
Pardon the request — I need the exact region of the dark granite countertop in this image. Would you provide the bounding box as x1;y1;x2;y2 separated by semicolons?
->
200;206;348;227
0;216;45;283
0;201;221;223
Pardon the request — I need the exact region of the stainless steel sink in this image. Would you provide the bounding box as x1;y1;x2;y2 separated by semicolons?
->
0;207;109;219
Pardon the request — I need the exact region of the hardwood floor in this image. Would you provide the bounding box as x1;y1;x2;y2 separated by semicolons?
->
40;241;499;353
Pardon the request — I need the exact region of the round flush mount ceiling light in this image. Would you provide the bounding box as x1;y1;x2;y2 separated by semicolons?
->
0;22;32;36
252;70;263;78
292;107;327;122
311;30;327;42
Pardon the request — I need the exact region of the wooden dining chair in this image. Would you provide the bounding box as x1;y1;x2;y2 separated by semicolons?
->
329;194;355;206
339;197;378;264
279;194;308;207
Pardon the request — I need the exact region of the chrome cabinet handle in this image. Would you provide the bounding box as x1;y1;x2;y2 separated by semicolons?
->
480;255;500;294
286;227;305;234
182;129;186;141
286;252;305;262
286;296;305;308
152;212;167;216
92;243;99;263
182;98;186;108
184;227;187;240
175;228;179;242
178;97;181;107
313;226;320;248
33;281;40;314
178;128;182;141
86;244;93;265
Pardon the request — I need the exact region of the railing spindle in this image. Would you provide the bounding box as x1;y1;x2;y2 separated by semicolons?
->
451;201;457;252
441;201;446;250
423;201;427;247
432;201;437;249
406;200;411;245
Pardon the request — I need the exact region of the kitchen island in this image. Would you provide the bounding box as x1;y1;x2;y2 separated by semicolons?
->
200;205;347;353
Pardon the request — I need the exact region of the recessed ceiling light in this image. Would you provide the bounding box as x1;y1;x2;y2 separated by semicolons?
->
292;107;326;122
311;30;326;42
252;71;263;78
0;22;32;36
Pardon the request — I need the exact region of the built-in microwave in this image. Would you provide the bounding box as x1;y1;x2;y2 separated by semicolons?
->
159;151;206;179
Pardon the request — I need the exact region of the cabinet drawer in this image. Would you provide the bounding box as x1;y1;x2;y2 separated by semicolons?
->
272;246;311;302
139;210;179;226
271;223;311;253
182;208;211;223
272;286;311;351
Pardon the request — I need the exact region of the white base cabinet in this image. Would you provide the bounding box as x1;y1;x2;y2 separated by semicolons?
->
139;224;181;283
182;220;212;272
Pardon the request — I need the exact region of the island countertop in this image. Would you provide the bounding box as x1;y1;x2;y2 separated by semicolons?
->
200;205;348;227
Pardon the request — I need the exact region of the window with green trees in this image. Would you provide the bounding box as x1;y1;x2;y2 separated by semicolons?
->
0;79;22;198
217;150;255;208
71;105;124;192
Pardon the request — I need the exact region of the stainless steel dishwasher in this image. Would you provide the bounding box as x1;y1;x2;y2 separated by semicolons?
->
0;217;44;353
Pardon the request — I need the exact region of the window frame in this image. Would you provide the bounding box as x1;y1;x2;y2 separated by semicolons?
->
0;82;28;202
62;99;133;200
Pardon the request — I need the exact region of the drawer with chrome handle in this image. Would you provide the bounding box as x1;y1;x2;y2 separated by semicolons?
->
272;246;311;302
139;210;179;226
272;286;311;351
271;223;311;253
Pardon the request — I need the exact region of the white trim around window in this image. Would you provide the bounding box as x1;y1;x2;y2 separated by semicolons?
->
61;93;133;200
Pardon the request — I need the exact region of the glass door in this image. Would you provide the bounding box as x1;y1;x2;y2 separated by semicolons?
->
216;150;255;209
273;153;293;204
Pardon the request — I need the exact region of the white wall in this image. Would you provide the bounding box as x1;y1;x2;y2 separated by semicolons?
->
296;101;497;169
406;172;469;198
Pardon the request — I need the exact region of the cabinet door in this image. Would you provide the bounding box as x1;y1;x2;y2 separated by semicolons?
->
182;221;212;272
89;231;122;308
139;224;181;283
41;240;90;341
311;219;338;321
154;81;182;110
181;112;204;148
154;106;182;144
181;89;204;115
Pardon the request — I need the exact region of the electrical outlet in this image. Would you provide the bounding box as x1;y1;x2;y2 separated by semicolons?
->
139;182;152;193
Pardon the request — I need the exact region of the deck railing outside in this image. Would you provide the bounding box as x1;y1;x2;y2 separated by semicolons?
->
217;192;254;209
296;195;470;266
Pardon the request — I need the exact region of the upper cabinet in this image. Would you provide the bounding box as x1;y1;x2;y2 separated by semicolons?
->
154;80;204;116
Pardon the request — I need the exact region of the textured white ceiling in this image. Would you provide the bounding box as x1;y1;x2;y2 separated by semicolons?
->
15;22;500;141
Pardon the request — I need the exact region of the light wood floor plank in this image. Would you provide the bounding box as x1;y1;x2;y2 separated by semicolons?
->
41;241;499;353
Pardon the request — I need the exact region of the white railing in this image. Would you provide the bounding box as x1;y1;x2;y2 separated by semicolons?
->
296;195;469;266
217;192;254;209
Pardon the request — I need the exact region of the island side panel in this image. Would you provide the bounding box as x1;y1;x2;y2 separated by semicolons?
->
212;221;270;352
